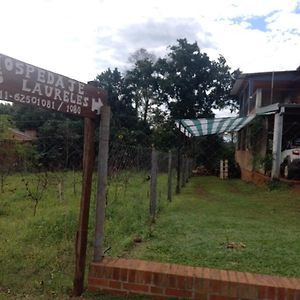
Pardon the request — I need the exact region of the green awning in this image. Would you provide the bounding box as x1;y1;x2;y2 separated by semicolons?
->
176;115;256;137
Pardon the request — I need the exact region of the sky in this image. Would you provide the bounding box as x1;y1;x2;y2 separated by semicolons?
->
0;0;300;90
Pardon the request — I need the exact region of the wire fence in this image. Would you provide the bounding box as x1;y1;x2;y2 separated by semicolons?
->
0;122;194;258
1;112;300;259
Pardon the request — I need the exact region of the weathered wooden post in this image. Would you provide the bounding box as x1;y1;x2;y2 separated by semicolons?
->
185;157;189;183
224;159;228;179
181;154;186;188
176;147;181;194
150;146;157;221
0;53;108;297
220;159;229;180
93;105;111;262
167;150;172;202
220;160;224;179
73;118;95;296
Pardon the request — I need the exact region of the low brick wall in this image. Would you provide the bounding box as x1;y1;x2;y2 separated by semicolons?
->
88;257;300;299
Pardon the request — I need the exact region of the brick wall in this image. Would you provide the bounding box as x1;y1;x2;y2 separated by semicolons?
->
88;257;300;299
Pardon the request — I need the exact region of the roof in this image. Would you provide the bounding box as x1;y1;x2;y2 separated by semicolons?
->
176;115;256;137
7;128;36;142
231;70;300;95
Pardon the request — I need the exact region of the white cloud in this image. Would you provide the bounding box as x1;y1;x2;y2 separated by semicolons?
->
0;0;299;83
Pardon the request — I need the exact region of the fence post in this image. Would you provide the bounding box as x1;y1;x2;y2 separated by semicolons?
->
220;160;224;179
73;117;95;296
167;150;172;202
181;154;185;188
176;147;181;194
150;146;157;221
225;159;228;179
93;105;111;262
185;157;189;183
189;158;193;178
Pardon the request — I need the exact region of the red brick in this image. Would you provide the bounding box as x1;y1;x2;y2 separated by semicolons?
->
88;277;110;287
209;296;237;300
289;278;300;288
202;268;211;279
286;288;296;300
244;272;259;285
167;274;177;288
238;283;257;299
87;285;100;292
219;270;229;283
235;272;248;284
109;280;121;289
210;280;222;294
128;269;137;282
220;280;229;296
257;286;268;299
165;288;193;298
120;268;128;281
210;269;221;281
102;266;113;279
277;287;286;300
194;277;210;294
194;266;204;278
227;271;237;284
100;287;128;296
153;272;168;287
123;282;149;293
227;281;238;298
135;270;152;284
194;292;207;300
112;267;120;280
267;286;276;299
88;257;300;300
151;286;164;294
177;275;194;290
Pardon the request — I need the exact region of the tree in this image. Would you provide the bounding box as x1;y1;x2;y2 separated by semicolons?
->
128;48;156;65
125;58;159;123
154;39;238;120
6;104;84;170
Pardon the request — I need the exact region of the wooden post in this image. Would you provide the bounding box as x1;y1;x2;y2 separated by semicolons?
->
73;117;95;296
220;160;224;179
271;110;283;179
181;154;186;188
176;146;181;194
189;158;193;178
167;150;172;202
93;106;111;262
185;157;189;183
150;146;157;221
225;159;228;179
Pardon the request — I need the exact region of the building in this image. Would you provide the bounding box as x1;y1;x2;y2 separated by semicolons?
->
231;69;300;181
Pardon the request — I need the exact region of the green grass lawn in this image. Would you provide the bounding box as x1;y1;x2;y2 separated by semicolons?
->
131;176;300;278
0;170;169;299
0;173;300;299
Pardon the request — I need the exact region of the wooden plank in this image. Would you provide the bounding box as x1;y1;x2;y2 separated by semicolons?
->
93;106;111;262
149;146;157;221
73;117;95;296
0;53;107;118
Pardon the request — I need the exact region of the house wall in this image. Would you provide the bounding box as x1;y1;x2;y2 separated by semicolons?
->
236;118;269;174
235;149;253;172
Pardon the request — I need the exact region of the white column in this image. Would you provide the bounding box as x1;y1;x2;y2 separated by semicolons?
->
271;109;283;179
255;89;262;109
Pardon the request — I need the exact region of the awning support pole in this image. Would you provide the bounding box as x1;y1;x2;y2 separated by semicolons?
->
271;108;283;179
